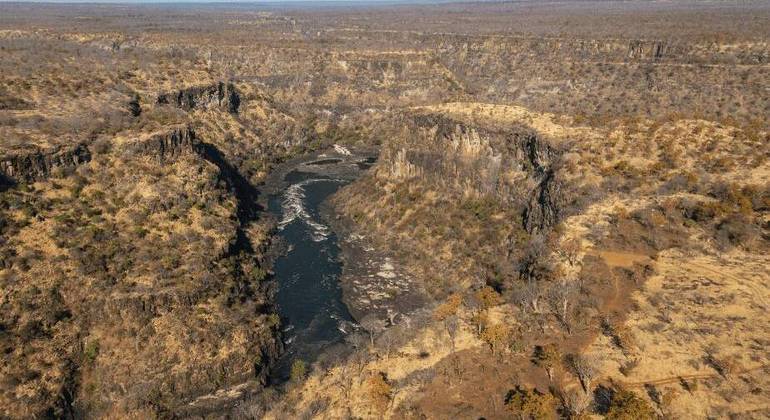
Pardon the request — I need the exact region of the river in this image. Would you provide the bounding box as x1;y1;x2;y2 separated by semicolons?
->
265;152;375;380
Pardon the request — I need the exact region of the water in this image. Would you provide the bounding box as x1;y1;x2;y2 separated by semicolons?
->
268;170;357;380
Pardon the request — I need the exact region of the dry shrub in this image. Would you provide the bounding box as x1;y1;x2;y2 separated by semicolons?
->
619;358;640;376
473;285;502;310
605;389;656;420
714;214;760;251
480;322;511;355
504;386;557;420
704;352;738;378
433;292;462;321
366;372;392;414
602;317;636;353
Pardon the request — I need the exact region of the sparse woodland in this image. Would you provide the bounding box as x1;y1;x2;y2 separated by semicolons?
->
0;1;767;419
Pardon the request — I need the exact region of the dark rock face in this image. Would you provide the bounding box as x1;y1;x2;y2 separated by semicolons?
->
410;114;564;233
127;94;141;117
128;124;200;162
522;133;558;176
0;144;91;184
523;168;561;233
157;81;241;114
521;134;562;233
224;83;241;114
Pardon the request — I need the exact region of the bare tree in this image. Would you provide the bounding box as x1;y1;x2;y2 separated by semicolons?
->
376;324;409;360
524;280;543;314
360;314;386;347
385;308;398;326
558;237;582;267
568;353;600;393
346;331;368;350
549;280;578;334
444;314;459;352
348;347;370;378
334;360;358;400
562;386;591;418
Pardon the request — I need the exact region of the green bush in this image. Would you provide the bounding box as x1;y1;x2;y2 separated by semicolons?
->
290;359;307;382
84;340;100;363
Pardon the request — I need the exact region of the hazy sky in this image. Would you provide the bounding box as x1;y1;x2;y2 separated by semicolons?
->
0;0;464;3
0;0;484;6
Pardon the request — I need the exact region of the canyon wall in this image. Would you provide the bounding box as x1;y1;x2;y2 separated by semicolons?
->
157;81;241;114
0;144;91;184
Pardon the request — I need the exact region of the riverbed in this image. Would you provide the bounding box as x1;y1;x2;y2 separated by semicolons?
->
263;149;375;380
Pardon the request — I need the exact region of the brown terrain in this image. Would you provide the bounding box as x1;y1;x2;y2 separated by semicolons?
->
0;1;767;419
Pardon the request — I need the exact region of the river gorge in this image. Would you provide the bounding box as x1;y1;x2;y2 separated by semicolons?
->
262;148;376;380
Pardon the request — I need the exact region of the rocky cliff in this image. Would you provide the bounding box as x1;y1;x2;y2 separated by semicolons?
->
437;36;767;65
127;124;200;162
0;143;91;184
331;112;573;308
407;114;564;232
0;118;281;418
157;81;241;114
520;133;562;233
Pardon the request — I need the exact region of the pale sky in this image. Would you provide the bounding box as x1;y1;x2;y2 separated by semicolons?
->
0;0;466;3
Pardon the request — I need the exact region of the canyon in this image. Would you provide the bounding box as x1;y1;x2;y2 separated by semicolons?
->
0;1;767;419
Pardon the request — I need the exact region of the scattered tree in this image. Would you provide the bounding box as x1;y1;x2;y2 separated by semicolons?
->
549;281;578;333
523;281;543;314
568;353;599;393
561;387;592;419
434;293;463;350
558;237;582;266
444;314;459;352
481;322;510;355
290;359;307;383
533;344;560;381
605;389;656;420
504;386;557;420
474;285;502;310
433;292;462;321
360;314;386;347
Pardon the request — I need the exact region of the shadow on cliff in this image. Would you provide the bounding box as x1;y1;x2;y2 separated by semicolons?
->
197;142;272;308
0;173;15;192
198;142;262;223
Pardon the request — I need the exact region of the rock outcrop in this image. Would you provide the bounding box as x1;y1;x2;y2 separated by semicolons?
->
128;124;200;162
0;143;91;184
520;133;562;233
523;168;561;233
407;114;564;232
157;81;241;114
127;94;141;117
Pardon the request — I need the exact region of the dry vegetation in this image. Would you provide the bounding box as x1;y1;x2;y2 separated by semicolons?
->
0;0;767;418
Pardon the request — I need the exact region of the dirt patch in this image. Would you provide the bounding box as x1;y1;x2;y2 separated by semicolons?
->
410;349;542;419
589;250;651;268
585;248;770;418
